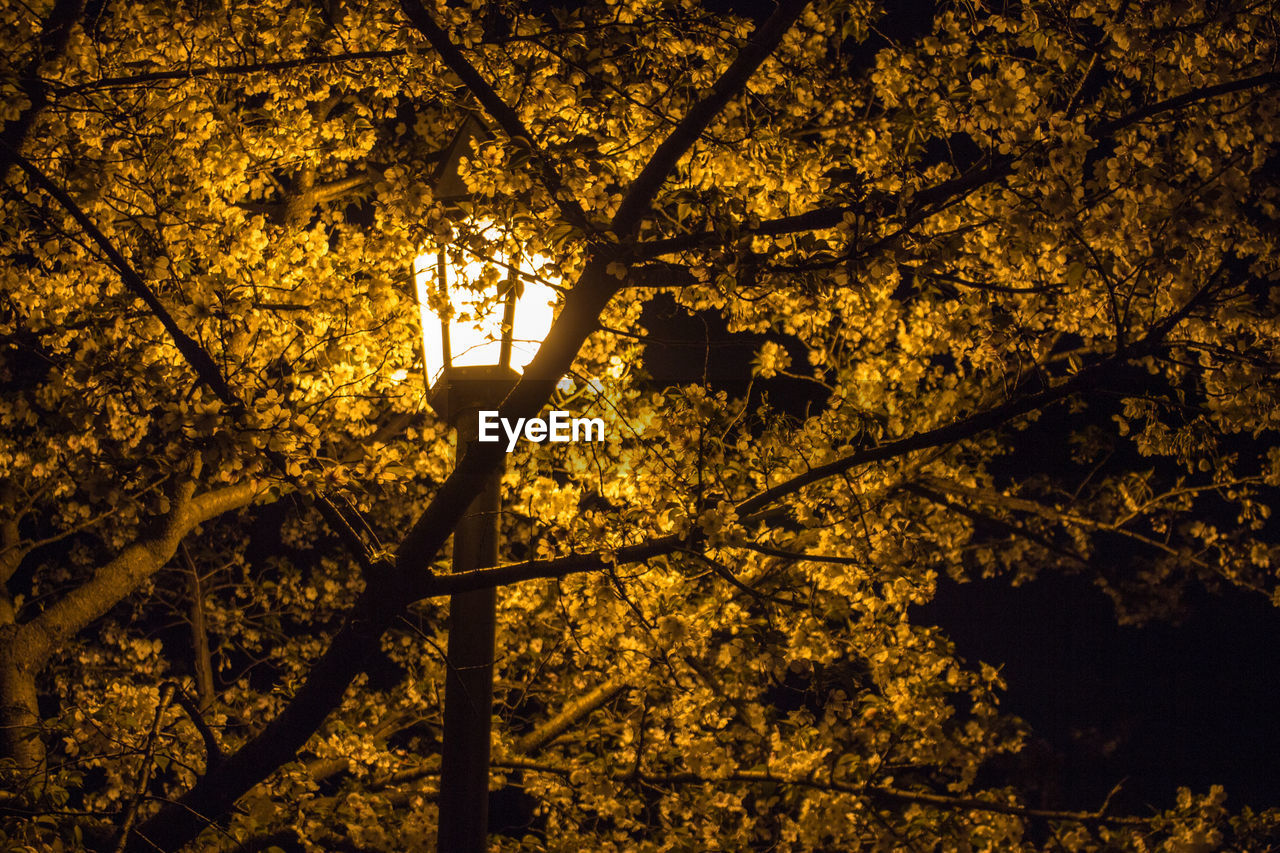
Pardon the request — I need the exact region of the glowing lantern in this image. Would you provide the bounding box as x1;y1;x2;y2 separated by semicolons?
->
413;117;558;417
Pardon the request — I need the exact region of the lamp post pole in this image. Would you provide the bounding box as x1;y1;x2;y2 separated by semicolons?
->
417;119;557;850
432;368;516;853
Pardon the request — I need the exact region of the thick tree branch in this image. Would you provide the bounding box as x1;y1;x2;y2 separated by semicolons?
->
425;520;870;599
419;526;868;599
733;366;1108;520
10;478;262;669
181;545;217;710
422;532;684;597
514;674;627;755
632;204;850;259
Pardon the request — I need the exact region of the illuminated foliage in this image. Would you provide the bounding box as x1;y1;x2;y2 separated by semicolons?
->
1;0;1278;850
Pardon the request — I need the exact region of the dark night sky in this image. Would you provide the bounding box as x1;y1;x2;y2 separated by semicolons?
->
921;574;1280;813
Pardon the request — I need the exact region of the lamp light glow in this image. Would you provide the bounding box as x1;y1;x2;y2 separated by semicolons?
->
414;221;558;386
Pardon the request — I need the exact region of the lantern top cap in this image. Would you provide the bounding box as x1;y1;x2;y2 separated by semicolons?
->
432;114;492;207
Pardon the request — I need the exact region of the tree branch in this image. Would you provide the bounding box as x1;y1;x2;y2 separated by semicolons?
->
733;284;1213;520
916;477;1207;567
5;148;235;402
7;149;384;575
55;50;409;95
728;539;865;566
514;674;627;755
368;278;1219;606
398;0;593;234
112;683;176;853
1094;70;1280;136
631;204;850;258
0;0;85;180
10;478;261;669
611;0;811;236
181;545;217;710
905;481;1090;567
625;70;1280;259
421;532;684;597
167;682;224;772
491;762;1151;826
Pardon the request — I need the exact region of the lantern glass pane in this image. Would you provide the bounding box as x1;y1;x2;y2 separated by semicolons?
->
414;253;448;383
414;221;559;384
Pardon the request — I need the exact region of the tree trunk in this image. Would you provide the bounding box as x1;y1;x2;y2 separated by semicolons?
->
0;632;45;771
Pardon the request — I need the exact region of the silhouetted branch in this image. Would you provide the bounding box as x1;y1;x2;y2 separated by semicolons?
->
733;278;1217;519
490;761;1151;826
515;674;628;755
6;149;384;575
5;149;235;402
56;50;408;95
165;682;224;772
399;0;593;234
611;0;811;236
626;71;1280;258
0;0;84;179
112;684;176;853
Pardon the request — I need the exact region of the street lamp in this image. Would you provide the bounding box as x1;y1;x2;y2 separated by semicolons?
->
414;219;558;412
413;118;557;853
